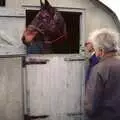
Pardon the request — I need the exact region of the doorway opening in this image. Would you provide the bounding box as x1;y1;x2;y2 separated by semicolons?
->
26;10;81;54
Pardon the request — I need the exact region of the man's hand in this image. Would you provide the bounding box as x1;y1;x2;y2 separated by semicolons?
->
22;29;38;43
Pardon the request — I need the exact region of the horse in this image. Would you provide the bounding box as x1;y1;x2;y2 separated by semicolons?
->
22;0;67;54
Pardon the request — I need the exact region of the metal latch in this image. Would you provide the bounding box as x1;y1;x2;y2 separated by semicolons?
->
64;57;85;61
24;59;50;65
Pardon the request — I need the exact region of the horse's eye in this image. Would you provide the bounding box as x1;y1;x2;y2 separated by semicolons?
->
43;13;49;18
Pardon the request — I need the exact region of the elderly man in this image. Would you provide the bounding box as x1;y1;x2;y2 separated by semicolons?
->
85;40;99;84
85;28;120;120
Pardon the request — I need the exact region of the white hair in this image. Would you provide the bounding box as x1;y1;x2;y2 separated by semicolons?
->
88;28;120;53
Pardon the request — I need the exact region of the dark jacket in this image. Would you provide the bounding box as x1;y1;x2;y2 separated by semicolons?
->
85;55;120;120
85;53;99;83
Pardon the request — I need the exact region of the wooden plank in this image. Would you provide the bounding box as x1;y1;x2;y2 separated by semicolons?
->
0;57;23;120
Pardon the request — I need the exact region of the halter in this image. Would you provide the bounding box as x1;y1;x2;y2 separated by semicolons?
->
44;34;66;44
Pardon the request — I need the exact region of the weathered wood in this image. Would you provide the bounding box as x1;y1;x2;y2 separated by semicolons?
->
0;57;23;120
25;55;85;119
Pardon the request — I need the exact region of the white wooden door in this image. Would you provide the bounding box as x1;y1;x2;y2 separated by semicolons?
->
25;54;85;120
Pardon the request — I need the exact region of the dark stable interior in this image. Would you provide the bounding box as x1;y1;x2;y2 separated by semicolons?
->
26;10;80;54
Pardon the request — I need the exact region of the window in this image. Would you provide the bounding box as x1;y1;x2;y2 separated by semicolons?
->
61;12;80;53
0;0;5;6
26;10;81;54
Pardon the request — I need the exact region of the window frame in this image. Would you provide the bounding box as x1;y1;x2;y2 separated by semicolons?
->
21;2;86;53
24;6;86;54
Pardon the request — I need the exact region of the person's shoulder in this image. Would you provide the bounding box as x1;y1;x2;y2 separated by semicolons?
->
102;56;120;65
109;56;120;67
94;56;120;72
91;60;104;73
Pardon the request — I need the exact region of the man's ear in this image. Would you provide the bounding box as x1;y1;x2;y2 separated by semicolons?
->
99;48;105;57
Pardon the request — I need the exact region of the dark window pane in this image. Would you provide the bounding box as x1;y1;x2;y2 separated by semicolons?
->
0;0;5;6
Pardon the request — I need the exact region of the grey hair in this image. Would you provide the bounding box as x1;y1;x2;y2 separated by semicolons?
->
88;28;120;53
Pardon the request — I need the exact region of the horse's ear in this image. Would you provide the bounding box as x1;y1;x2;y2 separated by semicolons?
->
45;0;50;7
40;0;44;8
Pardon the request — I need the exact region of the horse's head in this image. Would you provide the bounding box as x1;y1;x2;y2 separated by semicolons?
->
22;0;51;43
28;0;57;35
22;0;66;45
22;0;67;54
